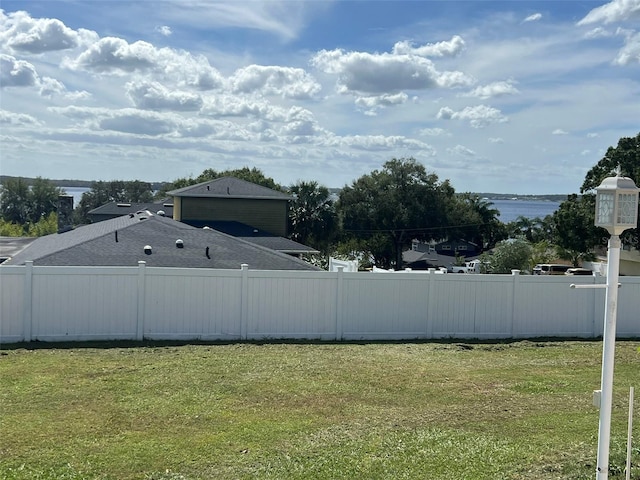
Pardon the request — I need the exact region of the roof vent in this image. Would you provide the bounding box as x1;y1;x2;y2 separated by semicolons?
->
117;203;131;207
157;210;165;216
206;185;210;191
129;213;134;218
163;203;173;207
203;226;211;230
144;245;152;255
176;239;184;248
205;246;210;259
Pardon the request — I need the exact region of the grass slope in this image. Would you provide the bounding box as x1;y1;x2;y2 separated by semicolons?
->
1;340;638;479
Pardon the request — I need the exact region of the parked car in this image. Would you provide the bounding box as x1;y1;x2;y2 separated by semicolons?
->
533;264;571;275
565;268;593;276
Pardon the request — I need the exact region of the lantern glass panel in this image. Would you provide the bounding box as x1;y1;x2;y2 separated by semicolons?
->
596;192;615;225
616;193;638;225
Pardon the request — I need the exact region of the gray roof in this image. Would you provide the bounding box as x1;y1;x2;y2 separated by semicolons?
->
0;236;37;263
204;221;319;254
167;177;291;200
2;212;320;271
88;201;174;218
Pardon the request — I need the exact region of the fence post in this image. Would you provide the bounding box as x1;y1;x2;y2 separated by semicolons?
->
335;266;344;341
510;270;521;337
23;261;33;342
426;269;435;338
240;264;249;340
136;261;146;341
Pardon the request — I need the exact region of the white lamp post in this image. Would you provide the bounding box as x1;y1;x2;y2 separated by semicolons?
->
593;170;639;480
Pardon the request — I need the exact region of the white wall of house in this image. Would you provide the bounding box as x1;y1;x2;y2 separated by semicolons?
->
1;262;639;343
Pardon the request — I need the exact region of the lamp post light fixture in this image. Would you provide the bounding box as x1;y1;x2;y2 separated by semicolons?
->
593;170;639;480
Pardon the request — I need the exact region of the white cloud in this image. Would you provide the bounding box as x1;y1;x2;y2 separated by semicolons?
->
230;65;321;99
523;13;542;23
577;0;640;25
156;25;172;36
126;81;203;111
437;105;508;128
392;35;466;57
448;144;476;157
419;127;449;137
587;132;600;138
0;10;98;54
0;109;41;126
0;53;38;87
614;32;640;64
311;47;474;97
488;137;504;143
463;80;519;99
552;129;569;135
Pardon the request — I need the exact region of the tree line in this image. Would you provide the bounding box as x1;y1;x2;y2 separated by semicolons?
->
2;132;638;272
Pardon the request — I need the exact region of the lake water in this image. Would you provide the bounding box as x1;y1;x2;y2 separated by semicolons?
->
61;186;560;224
491;199;561;223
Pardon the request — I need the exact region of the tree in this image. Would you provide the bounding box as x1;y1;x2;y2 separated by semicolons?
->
0;177;30;224
288;180;337;252
551;194;600;266
74;180;154;224
449;194;506;250
507;215;553;244
156;167;284;199
337;158;455;269
0;177;63;231
481;238;532;274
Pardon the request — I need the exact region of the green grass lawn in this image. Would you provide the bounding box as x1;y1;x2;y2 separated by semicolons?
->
1;340;638;479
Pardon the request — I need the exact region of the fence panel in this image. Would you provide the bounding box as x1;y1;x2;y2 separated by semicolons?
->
31;267;138;341
341;273;430;340
143;267;243;340
616;277;640;337
246;271;337;339
514;276;598;338
0;266;25;342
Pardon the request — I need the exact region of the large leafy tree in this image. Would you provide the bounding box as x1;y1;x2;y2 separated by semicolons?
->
449;193;506;250
580;132;639;249
337;158;455;269
551;194;600;265
0;176;63;227
288;180;337;252
156;167;283;198
74;180;154;224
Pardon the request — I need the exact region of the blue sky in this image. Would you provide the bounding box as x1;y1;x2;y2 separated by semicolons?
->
1;1;639;194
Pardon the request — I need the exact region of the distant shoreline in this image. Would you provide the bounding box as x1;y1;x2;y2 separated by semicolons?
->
0;175;570;202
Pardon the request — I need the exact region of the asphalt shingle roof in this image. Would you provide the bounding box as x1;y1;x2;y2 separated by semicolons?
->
3;212;319;271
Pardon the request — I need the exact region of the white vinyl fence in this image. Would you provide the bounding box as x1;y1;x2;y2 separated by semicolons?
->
1;261;639;343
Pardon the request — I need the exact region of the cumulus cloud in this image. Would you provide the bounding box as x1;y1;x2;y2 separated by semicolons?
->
126;81;203;111
577;0;640;25
614;32;640;64
523;13;543;22
448;144;476;156
156;25;172;36
0;53;38;87
65;36;226;90
230;65;321;99
325;134;436;154
311;47;473;97
437;105;508;128
463;80;520;99
1;53;89;98
488;137;504;143
355;92;409;114
98;109;177;136
0;109;41;126
0;10;98;54
392;35;466;57
552;129;569;135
